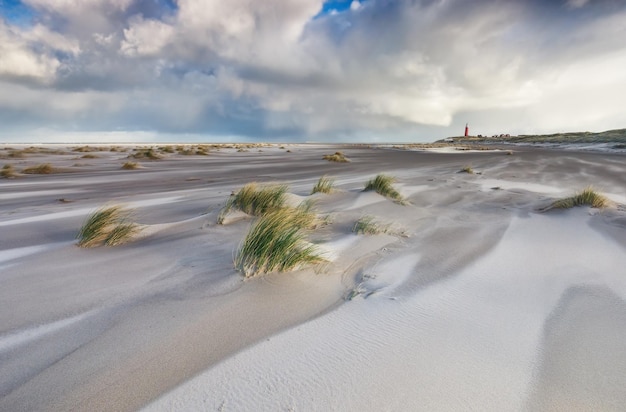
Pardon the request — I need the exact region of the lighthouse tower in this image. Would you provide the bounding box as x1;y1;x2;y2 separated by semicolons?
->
464;123;469;137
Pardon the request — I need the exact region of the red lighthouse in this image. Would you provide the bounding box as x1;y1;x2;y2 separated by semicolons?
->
464;123;469;137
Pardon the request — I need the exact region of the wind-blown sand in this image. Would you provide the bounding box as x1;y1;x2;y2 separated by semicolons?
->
1;144;625;411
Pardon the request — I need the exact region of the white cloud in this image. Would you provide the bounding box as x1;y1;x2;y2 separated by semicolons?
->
1;0;626;141
121;17;174;56
0;21;67;81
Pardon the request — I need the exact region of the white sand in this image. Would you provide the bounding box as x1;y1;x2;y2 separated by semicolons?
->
1;144;625;411
144;210;626;411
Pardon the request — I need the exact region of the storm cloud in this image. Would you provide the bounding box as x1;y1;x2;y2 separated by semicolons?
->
1;0;625;142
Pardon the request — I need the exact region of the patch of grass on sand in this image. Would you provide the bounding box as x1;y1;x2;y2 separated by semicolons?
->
323;151;350;162
549;187;610;209
459;165;474;174
235;204;325;277
76;206;138;247
218;183;288;223
353;215;389;235
363;174;405;203
7;150;25;158
22;163;54;174
121;161;139;170
1;164;17;178
81;154;99;159
311;175;335;194
130;148;161;160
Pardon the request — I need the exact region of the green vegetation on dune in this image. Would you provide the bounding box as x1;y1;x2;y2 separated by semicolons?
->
218;183;288;223
549;187;610;210
235;204;325;277
363;174;405;204
353;215;389;235
22;164;55;174
1;164;16;178
311;175;336;194
77;206;139;247
323;151;350;162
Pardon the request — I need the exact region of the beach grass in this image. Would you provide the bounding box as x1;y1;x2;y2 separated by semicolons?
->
130;148;161;160
218;183;288;223
323;151;350;163
1;164;16;178
363;174;405;203
235;204;324;277
311;175;335;194
549;187;610;209
76;205;138;247
459;165;474;174
353;215;389;235
22;163;55;174
122;161;139;170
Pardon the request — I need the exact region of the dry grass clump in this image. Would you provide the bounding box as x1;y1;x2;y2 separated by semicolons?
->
121;161;139;170
459;165;474;174
73;146;98;152
1;164;17;178
353;215;389;235
218;183;288;223
311;175;335;194
22;163;54;174
323;151;350;163
7;150;25;158
76;206;138;247
81;154;99;159
235;204;325;277
549;187;610;210
363;174;405;203
130;148;161;160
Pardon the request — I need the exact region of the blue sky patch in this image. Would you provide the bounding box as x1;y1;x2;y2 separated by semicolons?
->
315;0;363;18
0;0;35;26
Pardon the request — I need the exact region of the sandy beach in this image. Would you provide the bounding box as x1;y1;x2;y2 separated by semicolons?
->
1;144;625;411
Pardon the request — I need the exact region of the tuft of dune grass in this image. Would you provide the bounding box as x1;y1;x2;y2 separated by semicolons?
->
322;151;350;163
1;164;17;178
353;215;389;235
76;205;138;247
548;186;610;210
130;148;161;160
121;161;139;170
363;174;405;204
311;175;335;195
458;165;474;174
218;183;287;223
235;204;325;277
22;164;54;174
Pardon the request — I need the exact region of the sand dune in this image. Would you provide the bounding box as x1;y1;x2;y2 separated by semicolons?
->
1;144;625;411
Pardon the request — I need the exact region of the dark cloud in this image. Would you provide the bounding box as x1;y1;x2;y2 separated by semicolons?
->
0;0;625;142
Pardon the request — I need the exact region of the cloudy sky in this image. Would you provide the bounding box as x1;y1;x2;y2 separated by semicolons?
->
1;0;625;143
